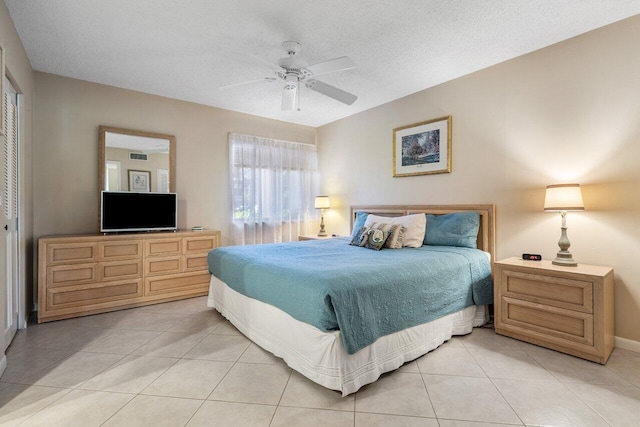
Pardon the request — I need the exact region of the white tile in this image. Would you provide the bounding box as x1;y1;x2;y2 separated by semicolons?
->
168;314;225;334
0;384;70;427
280;371;354;411
117;312;187;332
422;374;520;424
186;401;276;427
238;343;285;365
35;326;110;351
417;346;486;377
142;358;233;399
81;329;161;354
184;333;251;361
355;412;439;426
458;328;523;350
24;352;123;388
355;372;435;417
0;348;73;383
131;331;205;358
467;348;555;380
79;355;177;393
209;362;291;405
528;349;630;385
134;297;204;315
604;354;640;388
21;389;134;427
438;420;523;427
565;382;640;427
493;378;609;426
212;320;243;335
397;360;420;373
102;394;202;427
271;406;354;427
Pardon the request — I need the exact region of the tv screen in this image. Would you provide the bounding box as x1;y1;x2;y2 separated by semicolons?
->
101;191;178;232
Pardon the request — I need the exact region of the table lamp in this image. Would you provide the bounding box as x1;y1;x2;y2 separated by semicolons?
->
544;184;584;266
314;196;331;237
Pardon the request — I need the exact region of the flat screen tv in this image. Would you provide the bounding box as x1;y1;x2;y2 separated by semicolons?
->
101;191;178;233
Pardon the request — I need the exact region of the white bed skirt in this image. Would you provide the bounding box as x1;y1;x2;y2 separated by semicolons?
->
208;275;488;396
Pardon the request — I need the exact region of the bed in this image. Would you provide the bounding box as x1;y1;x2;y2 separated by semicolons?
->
207;204;495;395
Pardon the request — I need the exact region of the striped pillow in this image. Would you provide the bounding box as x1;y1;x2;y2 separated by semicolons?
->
370;222;406;249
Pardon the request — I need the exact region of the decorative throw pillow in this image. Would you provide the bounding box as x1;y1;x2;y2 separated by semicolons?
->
363;228;390;251
370;222;406;249
364;214;426;248
423;212;480;248
349;226;369;246
350;212;369;240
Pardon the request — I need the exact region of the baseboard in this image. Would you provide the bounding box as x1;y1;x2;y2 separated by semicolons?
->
615;336;640;354
0;354;6;378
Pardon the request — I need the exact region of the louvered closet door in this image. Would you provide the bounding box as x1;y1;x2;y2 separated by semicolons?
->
1;76;19;351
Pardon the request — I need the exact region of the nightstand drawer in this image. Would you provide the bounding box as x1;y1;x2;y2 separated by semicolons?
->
501;297;594;346
500;270;593;313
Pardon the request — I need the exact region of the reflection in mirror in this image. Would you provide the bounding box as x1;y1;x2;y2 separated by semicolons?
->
98;126;175;194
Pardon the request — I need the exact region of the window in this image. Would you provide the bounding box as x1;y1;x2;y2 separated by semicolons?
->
229;133;318;245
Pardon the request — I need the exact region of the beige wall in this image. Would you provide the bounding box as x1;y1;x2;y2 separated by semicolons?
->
33;72;315;248
318;16;640;343
1;3;35;320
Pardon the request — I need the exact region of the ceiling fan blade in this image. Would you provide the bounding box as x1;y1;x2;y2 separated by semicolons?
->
281;81;298;111
304;56;356;77
305;79;357;105
246;53;285;72
218;77;276;91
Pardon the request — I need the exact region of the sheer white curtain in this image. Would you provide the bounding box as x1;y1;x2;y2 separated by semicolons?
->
229;133;318;245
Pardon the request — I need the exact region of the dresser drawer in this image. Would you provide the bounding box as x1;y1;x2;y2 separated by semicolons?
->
47;279;143;310
47;263;98;287
501;296;594;347
146;238;182;257
499;269;593;313
47;243;98;265
99;240;142;260
183;254;209;272
145;256;182;276
183;235;218;254
101;260;143;281
144;271;210;297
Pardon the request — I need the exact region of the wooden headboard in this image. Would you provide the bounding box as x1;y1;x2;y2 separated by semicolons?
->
350;204;496;263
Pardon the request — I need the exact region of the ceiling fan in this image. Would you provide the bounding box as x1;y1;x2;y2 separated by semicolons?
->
219;41;358;111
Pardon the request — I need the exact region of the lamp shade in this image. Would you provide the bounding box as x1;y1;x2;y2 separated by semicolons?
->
314;195;331;209
544;184;584;211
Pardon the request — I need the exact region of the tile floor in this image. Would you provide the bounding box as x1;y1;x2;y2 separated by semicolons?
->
1;296;639;426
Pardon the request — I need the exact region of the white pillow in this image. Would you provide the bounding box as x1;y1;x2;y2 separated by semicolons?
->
364;214;426;248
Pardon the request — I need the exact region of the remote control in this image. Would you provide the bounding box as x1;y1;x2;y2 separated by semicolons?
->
522;253;542;261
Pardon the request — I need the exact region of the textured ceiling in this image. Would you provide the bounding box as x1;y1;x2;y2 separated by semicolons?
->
5;0;640;127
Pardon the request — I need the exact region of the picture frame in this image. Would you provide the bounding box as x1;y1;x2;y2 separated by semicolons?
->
128;169;151;192
393;115;452;177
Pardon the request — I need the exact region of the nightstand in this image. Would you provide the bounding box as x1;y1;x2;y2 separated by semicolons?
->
298;235;336;241
493;257;614;364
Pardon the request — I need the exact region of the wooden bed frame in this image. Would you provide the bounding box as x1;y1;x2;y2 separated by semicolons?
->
351;204;496;263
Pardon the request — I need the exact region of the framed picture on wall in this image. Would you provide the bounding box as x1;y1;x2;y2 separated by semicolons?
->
128;170;151;192
393;115;452;177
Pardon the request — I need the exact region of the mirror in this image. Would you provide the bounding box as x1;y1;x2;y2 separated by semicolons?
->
99;126;175;194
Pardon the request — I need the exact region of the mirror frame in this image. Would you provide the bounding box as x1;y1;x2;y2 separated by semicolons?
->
98;125;176;194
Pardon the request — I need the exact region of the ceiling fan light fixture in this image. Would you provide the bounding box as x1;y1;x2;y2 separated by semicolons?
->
281;80;298;111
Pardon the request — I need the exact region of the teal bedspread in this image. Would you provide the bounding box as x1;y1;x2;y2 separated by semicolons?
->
208;238;492;354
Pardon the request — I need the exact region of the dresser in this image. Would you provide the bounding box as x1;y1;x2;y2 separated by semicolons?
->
493;257;614;364
38;230;220;323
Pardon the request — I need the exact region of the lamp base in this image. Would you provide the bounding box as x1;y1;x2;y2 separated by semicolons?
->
317;230;327;237
552;250;577;267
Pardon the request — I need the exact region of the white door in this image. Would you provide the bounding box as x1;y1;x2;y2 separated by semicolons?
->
1;75;19;352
